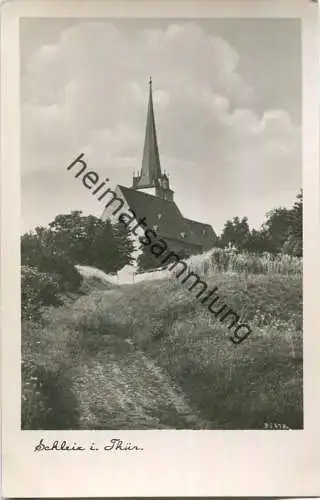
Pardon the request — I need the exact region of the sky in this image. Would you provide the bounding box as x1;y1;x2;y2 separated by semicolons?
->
21;18;302;235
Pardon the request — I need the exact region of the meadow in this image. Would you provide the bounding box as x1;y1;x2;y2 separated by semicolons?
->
22;249;303;430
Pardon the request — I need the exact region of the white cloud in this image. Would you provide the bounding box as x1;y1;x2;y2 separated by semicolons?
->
21;20;301;233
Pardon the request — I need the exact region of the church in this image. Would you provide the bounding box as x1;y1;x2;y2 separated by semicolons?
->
101;78;217;257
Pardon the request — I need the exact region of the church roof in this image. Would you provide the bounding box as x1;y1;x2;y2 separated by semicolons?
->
118;185;217;250
135;77;162;189
183;218;217;249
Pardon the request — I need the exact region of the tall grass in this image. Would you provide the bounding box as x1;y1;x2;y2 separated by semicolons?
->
186;248;302;279
21;248;303;429
22;267;303;429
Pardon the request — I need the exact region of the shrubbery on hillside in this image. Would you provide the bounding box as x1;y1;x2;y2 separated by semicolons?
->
22;318;80;429
21;265;302;429
21;266;62;321
22;239;83;292
21;254;84;427
21;230;84;321
21;210;135;320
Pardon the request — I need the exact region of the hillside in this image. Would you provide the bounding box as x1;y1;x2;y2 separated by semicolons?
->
22;260;303;430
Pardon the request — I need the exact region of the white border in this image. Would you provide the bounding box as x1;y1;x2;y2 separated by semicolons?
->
1;0;320;497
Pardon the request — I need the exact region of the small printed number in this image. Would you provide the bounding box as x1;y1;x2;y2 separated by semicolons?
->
264;423;292;430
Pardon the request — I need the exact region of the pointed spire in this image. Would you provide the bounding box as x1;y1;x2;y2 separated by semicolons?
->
136;76;162;188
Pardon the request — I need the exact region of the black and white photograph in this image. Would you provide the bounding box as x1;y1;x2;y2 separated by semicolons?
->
1;0;319;497
20;14;303;431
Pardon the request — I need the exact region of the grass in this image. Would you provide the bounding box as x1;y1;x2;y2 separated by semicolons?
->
186;247;302;276
22;251;303;429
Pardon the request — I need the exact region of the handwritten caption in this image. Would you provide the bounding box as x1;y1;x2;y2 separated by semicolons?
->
34;438;143;452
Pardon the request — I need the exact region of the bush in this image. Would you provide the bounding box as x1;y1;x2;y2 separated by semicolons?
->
21;358;80;429
21;232;83;321
21;318;81;430
38;252;83;292
21;266;62;321
22;244;83;293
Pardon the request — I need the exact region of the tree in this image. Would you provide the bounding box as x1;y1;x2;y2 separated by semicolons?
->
262;191;302;256
92;221;134;273
217;190;303;256
88;218;119;272
220;216;250;251
112;222;135;270
21;230;83;293
47;211;134;273
245;228;270;254
48;211;102;264
282;190;302;257
20;212;136;323
137;245;160;272
262;207;292;254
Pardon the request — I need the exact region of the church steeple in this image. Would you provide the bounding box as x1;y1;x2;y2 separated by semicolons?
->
135;77;162;188
132;78;174;201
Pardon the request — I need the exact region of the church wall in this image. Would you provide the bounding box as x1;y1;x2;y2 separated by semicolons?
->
162;237;202;257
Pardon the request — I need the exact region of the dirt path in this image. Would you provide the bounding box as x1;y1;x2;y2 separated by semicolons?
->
72;335;208;429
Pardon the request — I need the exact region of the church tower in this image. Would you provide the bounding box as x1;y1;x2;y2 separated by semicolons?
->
132;77;174;202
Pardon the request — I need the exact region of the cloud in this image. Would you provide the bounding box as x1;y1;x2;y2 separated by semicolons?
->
21;20;301;233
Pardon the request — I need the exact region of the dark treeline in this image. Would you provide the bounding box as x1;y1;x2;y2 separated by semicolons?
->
22;210;134;274
217;190;302;256
21;210;134;319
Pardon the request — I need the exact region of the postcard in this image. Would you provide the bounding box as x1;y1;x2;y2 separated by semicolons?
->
1;0;320;497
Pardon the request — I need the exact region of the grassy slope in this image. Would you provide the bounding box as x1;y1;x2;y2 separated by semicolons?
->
22;272;303;429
